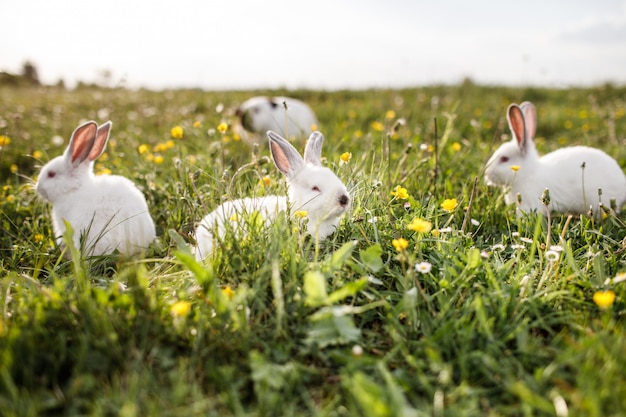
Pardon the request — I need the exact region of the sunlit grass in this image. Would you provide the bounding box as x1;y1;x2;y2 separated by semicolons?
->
0;83;625;416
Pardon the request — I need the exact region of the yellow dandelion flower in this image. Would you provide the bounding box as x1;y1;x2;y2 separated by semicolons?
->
371;121;385;132
144;153;155;162
294;210;308;218
385;110;396;120
578;110;588;119
171;125;184;139
233;133;241;142
138;144;150;154
154;155;164;164
222;286;235;299
392;238;409;252
97;168;112;176
170;301;192;317
427;144;434;152
6;195;15;203
33;150;42;159
0;135;11;146
165;139;175;149
340;152;352;163
564;120;573;129
407;218;432;233
222;135;231;144
510;165;520;172
390;185;409;200
10;164;18;174
441;198;458;213
355;130;363;138
34;233;44;243
229;213;240;222
451;142;462;152
193;120;202;128
217;122;228;134
258;176;271;187
310;123;318;131
593;290;615;309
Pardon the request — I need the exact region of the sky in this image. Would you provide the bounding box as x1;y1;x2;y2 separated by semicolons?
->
2;0;626;90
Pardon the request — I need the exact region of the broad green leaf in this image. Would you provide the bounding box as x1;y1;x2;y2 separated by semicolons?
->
329;240;358;271
327;277;369;304
304;270;328;307
467;247;482;269
360;243;384;272
342;371;392;417
306;307;361;347
168;228;192;256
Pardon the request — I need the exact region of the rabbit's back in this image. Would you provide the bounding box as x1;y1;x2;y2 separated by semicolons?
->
195;196;288;260
538;146;626;213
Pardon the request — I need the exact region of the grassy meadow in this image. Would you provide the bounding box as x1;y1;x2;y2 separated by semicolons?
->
1;83;626;416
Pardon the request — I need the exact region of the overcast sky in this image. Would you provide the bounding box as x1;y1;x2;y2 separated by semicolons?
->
2;0;626;90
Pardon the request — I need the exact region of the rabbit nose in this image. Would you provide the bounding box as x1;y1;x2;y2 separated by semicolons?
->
339;194;349;207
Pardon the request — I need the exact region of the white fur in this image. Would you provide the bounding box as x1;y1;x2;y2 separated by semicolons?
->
236;96;318;142
485;101;626;216
195;131;349;260
36;121;156;256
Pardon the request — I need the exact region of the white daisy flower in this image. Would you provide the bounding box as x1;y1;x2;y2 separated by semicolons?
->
415;261;432;274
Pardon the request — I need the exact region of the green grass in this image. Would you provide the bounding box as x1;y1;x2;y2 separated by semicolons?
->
1;83;626;416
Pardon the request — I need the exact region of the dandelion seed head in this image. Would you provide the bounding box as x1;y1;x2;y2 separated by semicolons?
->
545;250;559;262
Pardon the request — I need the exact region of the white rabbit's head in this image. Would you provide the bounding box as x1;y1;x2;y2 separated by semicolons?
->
484;101;539;187
268;130;350;239
36;121;111;203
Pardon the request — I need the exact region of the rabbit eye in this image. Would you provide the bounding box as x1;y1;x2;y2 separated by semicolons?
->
499;156;509;163
312;186;320;192
47;171;56;178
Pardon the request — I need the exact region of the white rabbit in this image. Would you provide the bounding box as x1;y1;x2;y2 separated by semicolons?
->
36;121;156;256
195;130;349;260
484;101;626;216
235;96;318;143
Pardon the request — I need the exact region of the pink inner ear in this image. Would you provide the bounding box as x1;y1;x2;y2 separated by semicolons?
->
89;123;111;161
508;106;526;148
71;123;98;164
270;141;291;174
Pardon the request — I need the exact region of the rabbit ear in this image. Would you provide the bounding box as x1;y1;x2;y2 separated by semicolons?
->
67;121;98;166
88;121;112;161
267;130;304;176
519;101;536;140
303;131;324;166
507;104;528;154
